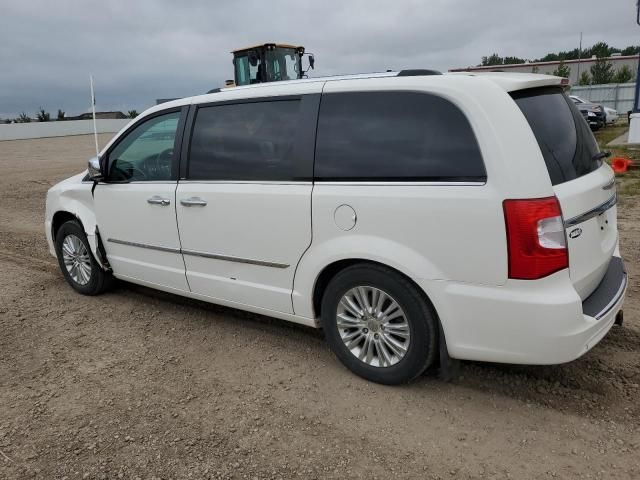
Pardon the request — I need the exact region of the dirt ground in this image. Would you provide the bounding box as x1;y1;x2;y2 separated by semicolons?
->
0;133;639;480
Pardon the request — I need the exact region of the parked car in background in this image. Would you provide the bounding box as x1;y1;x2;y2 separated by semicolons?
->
579;109;599;125
603;106;618;124
45;72;626;384
569;95;605;130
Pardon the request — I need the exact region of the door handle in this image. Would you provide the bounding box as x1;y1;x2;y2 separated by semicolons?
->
147;195;171;206
180;197;207;207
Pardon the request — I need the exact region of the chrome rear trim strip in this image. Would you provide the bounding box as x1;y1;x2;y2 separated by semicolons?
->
181;249;289;269
601;177;616;190
107;238;181;254
564;193;617;228
106;238;289;269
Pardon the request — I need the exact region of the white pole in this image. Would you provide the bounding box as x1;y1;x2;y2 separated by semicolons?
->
90;75;99;157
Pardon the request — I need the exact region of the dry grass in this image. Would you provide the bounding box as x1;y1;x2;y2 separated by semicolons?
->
594;122;628;147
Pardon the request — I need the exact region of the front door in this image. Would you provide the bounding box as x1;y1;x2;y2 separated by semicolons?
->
175;95;319;314
94;108;189;291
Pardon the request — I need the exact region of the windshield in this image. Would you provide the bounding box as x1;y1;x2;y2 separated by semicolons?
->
234;47;301;85
264;48;300;81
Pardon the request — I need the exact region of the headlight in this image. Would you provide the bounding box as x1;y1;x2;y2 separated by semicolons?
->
587;112;596;117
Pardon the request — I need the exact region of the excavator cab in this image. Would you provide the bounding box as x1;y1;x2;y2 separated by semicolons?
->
232;43;314;86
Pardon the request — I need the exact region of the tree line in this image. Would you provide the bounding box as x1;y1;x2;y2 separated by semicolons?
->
480;42;638;85
2;109;139;124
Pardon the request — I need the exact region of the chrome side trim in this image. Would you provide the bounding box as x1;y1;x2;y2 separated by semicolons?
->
564;193;617;228
315;181;486;186
107;238;289;269
181;249;289;269
107;238;181;254
176;180;484;186
178;180;313;185
595;273;627;320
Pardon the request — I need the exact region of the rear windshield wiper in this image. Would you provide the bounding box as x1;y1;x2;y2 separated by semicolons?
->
593;151;611;162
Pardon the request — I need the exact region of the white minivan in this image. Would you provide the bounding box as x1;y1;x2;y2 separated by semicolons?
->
45;71;627;384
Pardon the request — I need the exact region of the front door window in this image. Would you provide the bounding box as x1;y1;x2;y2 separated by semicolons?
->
108;112;180;182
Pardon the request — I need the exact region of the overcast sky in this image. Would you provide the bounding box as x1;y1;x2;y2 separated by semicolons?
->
1;0;638;119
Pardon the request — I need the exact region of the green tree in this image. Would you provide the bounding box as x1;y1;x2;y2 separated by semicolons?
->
16;112;31;123
503;56;526;65
590;58;614;84
589;41;611;59
127;110;138;118
481;53;503;66
613;65;634;83
57;109;65;120
552;62;571;78
578;71;591;86
36;107;50;122
622;46;640;56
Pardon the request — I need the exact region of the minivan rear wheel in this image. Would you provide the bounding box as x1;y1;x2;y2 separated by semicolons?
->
321;264;437;384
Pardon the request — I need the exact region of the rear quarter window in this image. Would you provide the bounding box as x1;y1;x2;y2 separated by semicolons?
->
511;87;600;186
314;91;486;181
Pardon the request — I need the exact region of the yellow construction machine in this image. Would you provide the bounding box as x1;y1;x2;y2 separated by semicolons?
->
228;43;314;87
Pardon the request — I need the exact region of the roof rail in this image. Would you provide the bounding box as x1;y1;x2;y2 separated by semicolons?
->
397;69;442;77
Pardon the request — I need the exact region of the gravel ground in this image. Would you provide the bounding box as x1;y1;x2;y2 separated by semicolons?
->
0;134;639;480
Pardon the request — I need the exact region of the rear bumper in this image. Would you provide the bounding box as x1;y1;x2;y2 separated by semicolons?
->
421;256;627;365
582;257;626;319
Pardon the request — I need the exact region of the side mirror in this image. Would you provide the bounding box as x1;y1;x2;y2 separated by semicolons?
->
87;156;103;181
308;54;315;70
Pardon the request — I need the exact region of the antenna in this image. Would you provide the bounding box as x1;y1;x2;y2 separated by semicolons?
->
89;75;99;158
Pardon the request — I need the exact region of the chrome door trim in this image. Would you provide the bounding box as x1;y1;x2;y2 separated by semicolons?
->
106;239;289;268
181;249;289;268
564;193;617;228
107;238;181;254
178;180;313;185
314;181;486;186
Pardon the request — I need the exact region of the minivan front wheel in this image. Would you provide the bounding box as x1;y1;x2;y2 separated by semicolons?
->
321;264;437;384
54;220;113;295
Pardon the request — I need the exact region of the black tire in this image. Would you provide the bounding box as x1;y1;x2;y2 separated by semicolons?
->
321;264;437;384
54;220;113;295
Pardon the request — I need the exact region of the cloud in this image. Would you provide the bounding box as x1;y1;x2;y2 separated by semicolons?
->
1;0;638;118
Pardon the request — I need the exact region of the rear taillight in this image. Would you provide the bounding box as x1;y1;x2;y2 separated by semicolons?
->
503;197;568;280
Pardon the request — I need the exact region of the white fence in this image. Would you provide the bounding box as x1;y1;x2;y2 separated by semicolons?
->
569;83;636;114
0;119;130;141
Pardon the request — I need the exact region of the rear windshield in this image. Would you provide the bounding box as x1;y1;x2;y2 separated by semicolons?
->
511;87;600;186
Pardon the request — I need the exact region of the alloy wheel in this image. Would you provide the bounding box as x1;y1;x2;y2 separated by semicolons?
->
336;286;411;367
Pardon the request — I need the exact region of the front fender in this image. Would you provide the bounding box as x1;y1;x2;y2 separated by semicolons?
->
291;234;443;319
45;173;103;267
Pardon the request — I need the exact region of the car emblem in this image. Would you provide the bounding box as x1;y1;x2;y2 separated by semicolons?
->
569;227;582;239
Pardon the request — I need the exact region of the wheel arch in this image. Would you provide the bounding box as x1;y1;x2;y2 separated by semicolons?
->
310;258;440;325
50;204;108;270
51;210;84;240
